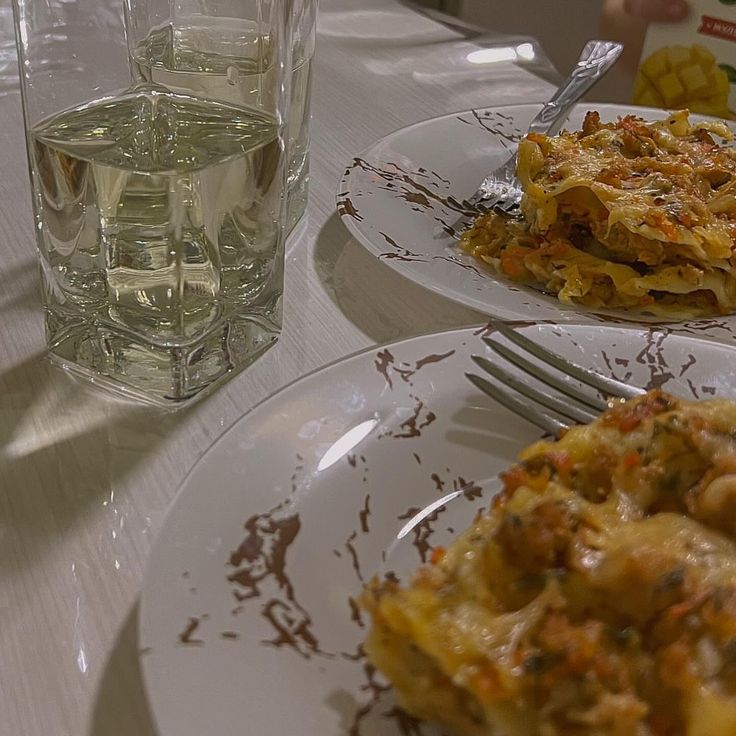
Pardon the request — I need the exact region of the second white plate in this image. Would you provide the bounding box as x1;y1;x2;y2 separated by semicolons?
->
337;102;736;342
139;322;736;736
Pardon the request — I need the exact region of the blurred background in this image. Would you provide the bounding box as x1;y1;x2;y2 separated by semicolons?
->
405;0;634;102
413;0;605;73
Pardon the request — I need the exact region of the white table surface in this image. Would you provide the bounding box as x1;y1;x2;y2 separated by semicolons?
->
0;2;556;733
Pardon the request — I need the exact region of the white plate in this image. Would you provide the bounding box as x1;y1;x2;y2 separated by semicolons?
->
337;103;736;342
140;323;736;736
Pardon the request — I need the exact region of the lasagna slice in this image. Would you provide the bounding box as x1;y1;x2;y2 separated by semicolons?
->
362;391;736;736
460;111;736;317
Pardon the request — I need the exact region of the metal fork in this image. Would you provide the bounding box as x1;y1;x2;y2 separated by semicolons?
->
466;39;623;221
466;322;645;435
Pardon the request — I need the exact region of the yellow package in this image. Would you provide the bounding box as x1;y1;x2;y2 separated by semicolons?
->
633;0;736;119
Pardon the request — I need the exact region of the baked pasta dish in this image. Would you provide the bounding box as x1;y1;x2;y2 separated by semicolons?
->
460;111;736;318
362;390;736;736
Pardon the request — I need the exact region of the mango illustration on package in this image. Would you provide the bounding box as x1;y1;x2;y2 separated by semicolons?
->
634;44;732;118
633;0;736;120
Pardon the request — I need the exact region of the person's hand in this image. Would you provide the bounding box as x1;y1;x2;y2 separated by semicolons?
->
622;0;689;23
600;0;690;75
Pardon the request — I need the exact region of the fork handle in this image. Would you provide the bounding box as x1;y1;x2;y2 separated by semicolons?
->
527;40;623;138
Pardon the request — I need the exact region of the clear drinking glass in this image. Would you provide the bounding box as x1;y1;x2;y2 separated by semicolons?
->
126;0;316;232
12;0;295;404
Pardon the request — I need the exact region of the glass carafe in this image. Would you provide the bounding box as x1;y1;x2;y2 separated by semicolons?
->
12;0;296;404
125;0;316;231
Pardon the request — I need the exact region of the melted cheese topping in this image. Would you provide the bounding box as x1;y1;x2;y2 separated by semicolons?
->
362;391;736;736
461;111;736;318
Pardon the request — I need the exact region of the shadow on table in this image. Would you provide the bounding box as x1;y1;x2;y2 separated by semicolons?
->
313;213;485;343
90;601;158;736
0;258;42;314
0;350;191;577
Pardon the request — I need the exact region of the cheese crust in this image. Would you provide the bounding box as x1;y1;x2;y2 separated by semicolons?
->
460;111;736;318
362;391;736;736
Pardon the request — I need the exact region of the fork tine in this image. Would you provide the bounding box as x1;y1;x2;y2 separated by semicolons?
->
483;337;609;412
446;200;491;237
465;191;494;210
447;188;520;237
497;204;520;217
471;355;598;425
475;191;521;218
465;372;567;436
487;324;646;400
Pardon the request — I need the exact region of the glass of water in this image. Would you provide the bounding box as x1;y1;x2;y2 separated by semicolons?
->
126;0;316;231
12;0;296;404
